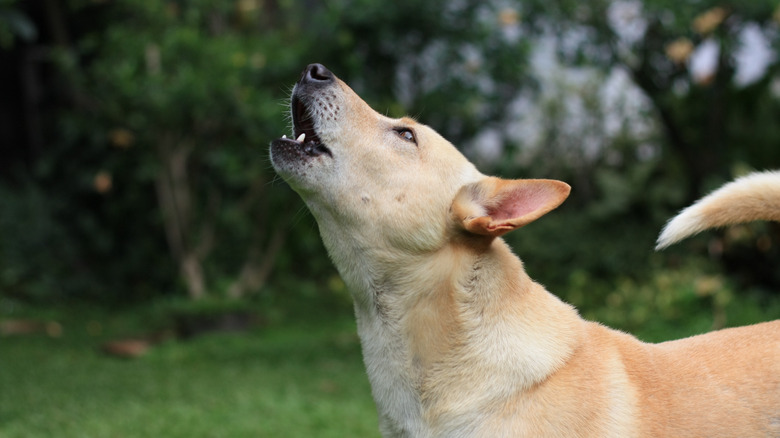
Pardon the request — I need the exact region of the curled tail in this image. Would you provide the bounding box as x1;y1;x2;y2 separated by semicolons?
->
656;171;780;250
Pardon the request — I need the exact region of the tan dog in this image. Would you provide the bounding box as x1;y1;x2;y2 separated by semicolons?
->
270;64;779;437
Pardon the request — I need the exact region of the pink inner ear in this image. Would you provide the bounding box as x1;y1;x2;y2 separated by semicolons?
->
487;187;547;220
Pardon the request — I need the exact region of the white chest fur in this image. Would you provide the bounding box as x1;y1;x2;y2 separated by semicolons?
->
355;307;429;437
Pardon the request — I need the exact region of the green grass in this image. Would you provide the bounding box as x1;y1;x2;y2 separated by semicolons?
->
1;280;777;437
0;305;380;438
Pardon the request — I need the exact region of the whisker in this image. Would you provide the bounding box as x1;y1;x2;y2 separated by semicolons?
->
283;203;312;230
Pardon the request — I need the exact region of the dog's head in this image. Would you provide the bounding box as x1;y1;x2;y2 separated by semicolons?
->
271;64;570;256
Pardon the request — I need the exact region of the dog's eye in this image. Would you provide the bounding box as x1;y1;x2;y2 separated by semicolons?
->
395;128;416;144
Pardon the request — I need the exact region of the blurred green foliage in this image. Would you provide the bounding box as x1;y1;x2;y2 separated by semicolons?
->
0;0;35;48
0;0;778;330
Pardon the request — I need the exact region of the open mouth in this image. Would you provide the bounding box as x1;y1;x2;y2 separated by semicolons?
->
277;96;331;157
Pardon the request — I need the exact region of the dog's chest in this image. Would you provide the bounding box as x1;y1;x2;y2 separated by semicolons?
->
355;310;432;437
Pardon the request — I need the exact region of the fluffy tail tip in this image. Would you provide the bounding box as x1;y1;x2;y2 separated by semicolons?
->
654;209;704;251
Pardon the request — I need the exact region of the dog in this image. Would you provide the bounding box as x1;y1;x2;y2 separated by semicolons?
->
270;64;779;437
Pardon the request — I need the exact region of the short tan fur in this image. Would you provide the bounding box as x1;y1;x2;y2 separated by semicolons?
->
270;64;779;438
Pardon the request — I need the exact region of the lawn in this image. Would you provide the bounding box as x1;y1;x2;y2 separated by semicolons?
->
1;285;777;437
0;303;380;438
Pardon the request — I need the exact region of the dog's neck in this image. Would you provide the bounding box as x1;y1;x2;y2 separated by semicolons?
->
320;226;583;435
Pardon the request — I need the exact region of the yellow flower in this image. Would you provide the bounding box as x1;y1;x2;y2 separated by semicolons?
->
94;171;113;194
693;7;728;35
109;128;134;149
499;8;520;27
665;38;694;64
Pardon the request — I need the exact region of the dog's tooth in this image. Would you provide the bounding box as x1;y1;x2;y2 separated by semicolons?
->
297;133;306;143
282;134;287;139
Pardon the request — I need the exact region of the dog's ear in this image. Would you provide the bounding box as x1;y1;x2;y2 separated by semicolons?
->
452;177;570;237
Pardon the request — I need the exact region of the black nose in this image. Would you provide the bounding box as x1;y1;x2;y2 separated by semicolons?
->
300;63;334;84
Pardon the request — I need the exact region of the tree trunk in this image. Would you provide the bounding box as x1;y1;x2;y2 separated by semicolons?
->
155;135;211;300
226;226;287;299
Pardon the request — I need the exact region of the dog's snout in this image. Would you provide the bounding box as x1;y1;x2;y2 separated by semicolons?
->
301;63;334;85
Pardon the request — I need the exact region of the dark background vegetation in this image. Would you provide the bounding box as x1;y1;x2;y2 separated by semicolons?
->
2;0;779;321
1;0;779;435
